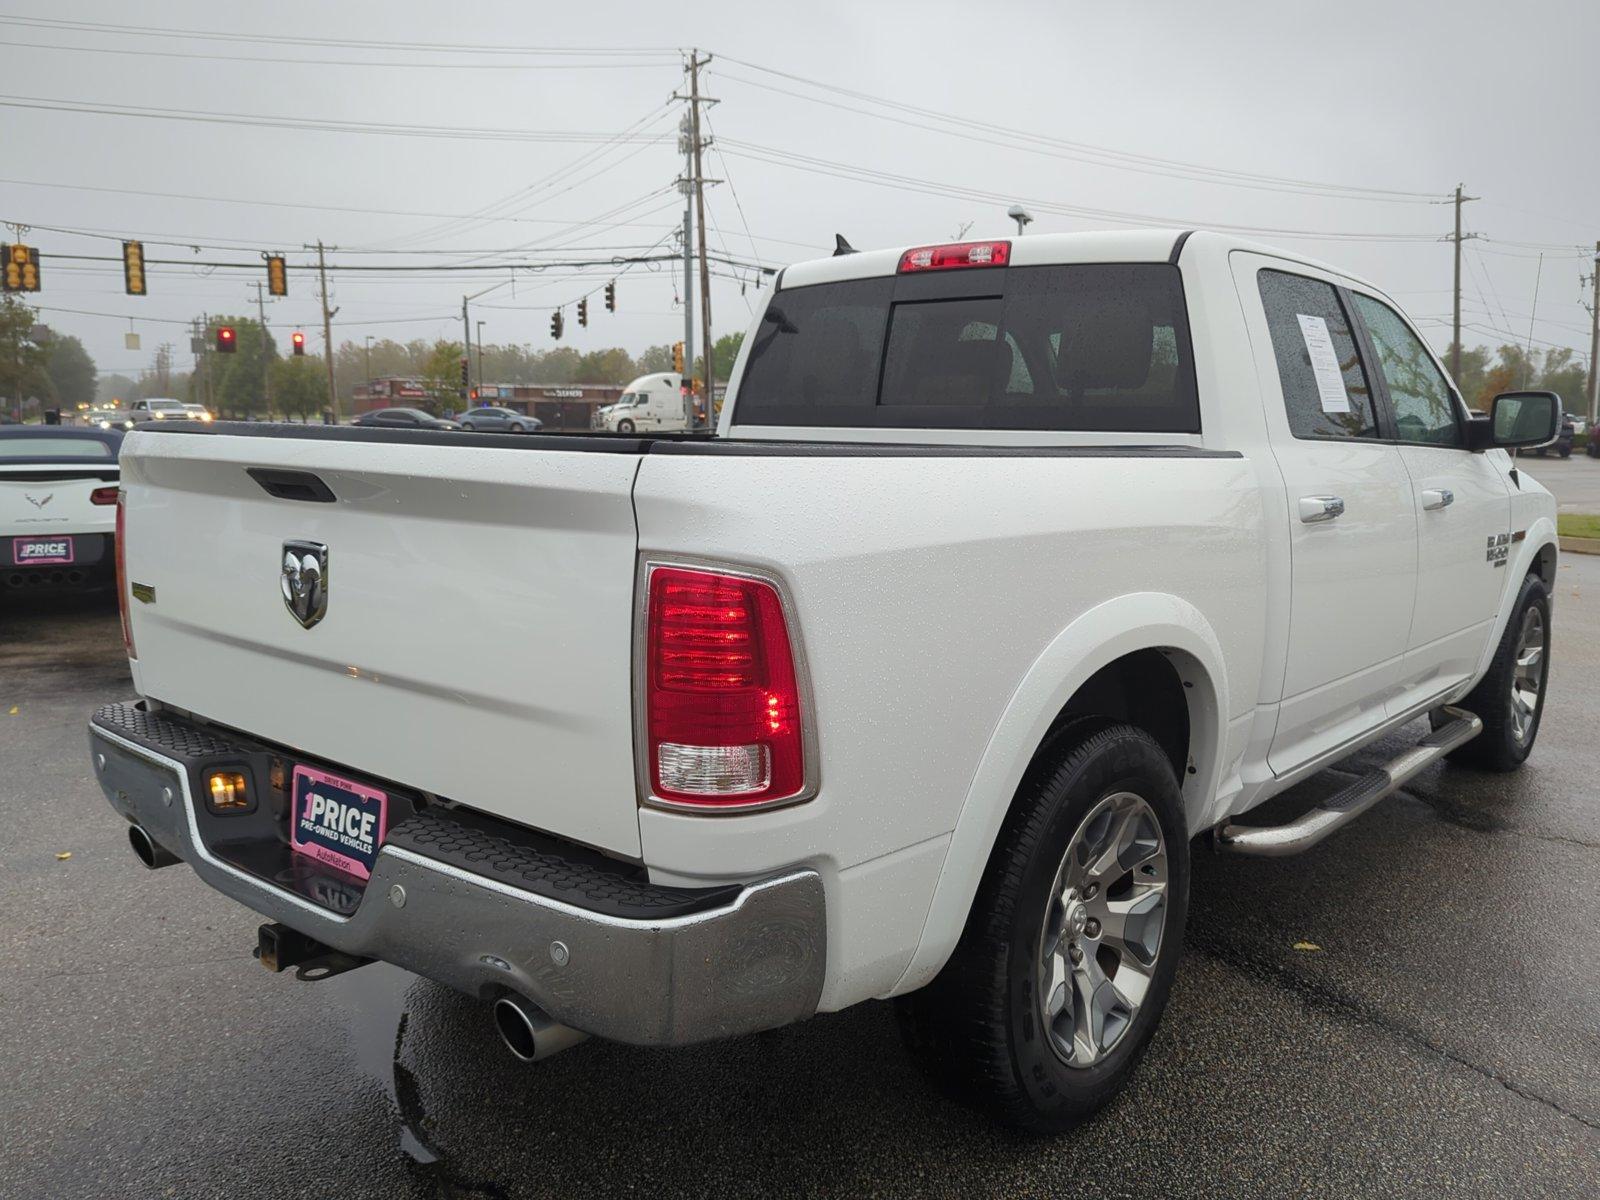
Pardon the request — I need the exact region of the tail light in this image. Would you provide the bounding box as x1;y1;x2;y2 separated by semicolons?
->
90;486;119;506
115;490;134;658
897;239;1011;273
642;564;811;810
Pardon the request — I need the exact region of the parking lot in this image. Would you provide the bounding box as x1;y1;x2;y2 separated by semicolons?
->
1;544;1595;1199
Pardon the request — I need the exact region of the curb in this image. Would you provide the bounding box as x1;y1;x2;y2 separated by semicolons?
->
1558;536;1600;556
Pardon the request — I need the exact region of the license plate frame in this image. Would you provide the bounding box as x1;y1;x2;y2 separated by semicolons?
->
288;765;389;881
12;535;74;565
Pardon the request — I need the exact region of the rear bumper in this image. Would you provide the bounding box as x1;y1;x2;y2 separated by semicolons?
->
88;703;825;1045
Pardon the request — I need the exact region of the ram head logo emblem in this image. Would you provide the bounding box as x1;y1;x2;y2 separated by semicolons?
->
280;540;329;629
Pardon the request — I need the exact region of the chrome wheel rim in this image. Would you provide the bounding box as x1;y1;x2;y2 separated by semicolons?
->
1036;791;1169;1069
1511;606;1545;744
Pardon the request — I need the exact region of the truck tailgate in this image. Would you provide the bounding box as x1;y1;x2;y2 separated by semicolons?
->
119;429;645;857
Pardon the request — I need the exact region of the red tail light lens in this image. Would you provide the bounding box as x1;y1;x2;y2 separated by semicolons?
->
897;239;1011;273
115;490;134;658
644;565;809;809
90;486;119;506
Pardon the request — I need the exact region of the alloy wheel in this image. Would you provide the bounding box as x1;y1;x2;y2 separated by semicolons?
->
1036;790;1169;1069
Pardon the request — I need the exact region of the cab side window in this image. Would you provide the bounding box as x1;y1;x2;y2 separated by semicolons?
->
1351;294;1462;447
1257;270;1379;440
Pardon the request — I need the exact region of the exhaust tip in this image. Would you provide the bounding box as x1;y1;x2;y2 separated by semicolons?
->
128;824;179;869
492;994;588;1063
493;996;541;1062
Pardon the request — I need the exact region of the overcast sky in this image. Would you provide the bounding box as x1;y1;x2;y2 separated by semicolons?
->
4;0;1597;383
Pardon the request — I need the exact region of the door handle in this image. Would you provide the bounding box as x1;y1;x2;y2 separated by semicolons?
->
1421;488;1454;511
1298;495;1345;523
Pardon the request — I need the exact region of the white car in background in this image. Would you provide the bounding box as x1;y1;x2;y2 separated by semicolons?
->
0;426;123;592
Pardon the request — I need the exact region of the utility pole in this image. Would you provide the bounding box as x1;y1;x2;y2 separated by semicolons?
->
680;117;695;422
460;295;472;403
476;320;486;393
1447;184;1478;383
306;241;340;421
1584;241;1600;427
683;51;718;429
253;281;273;414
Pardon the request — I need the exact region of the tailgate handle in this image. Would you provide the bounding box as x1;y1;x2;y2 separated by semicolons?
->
246;468;337;504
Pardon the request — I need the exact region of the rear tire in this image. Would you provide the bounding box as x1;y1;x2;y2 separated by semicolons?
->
896;722;1189;1133
1445;571;1550;772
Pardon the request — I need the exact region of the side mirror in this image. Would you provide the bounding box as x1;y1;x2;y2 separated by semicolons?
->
1466;390;1562;452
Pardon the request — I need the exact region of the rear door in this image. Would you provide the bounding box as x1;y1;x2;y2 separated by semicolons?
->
1234;256;1419;774
120;428;647;856
1348;291;1511;707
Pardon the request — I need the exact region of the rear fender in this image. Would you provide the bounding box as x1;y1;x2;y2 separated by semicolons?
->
888;592;1227;995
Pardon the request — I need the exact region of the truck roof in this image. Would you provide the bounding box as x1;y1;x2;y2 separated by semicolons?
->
778;229;1367;293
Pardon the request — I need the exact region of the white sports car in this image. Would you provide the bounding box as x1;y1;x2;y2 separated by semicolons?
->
1;426;123;592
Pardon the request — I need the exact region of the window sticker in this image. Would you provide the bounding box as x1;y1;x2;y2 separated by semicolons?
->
1295;314;1351;414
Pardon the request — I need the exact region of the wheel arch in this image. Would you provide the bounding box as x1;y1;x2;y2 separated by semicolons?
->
888;592;1227;996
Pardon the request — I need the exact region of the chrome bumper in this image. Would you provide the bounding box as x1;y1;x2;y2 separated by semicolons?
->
88;717;825;1045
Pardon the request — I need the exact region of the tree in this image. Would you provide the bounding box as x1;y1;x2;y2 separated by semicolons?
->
98;372;138;406
419;339;466;413
636;343;674;374
574;347;636;384
711;331;745;384
0;295;49;420
207;316;276;417
272;356;325;421
45;334;97;411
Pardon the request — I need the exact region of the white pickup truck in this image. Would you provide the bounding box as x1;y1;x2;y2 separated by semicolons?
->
89;230;1561;1132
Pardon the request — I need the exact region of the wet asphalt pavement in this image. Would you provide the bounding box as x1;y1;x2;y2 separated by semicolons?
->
2;567;1598;1199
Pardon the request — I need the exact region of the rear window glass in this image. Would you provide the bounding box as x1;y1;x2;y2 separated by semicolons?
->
0;436;115;459
1257;269;1379;441
734;263;1199;432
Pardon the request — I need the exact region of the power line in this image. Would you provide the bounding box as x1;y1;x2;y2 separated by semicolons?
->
0;16;676;56
0;176;684;234
3;37;679;71
715;56;1442;203
0;93;674;144
719;140;1446;243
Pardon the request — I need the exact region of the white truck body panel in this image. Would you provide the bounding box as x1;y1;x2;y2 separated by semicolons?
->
118;433;646;856
107;228;1558;1020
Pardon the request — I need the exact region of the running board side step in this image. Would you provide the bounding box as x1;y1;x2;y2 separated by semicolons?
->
1217;706;1482;857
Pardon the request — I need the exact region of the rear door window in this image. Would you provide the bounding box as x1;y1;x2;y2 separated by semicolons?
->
735;264;1198;432
1257;269;1379;440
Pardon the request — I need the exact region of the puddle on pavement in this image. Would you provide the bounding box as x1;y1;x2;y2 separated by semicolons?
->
332;963;508;1198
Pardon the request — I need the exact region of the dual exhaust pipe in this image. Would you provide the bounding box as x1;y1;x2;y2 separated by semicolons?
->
128;824;180;870
130;823;584;1063
492;993;588;1063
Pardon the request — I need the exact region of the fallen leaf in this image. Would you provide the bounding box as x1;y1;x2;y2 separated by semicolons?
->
54;851;72;861
1293;940;1322;952
6;706;16;716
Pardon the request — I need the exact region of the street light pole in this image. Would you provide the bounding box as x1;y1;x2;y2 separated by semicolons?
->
363;335;372;388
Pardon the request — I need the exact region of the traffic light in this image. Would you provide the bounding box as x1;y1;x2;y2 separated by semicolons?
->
216;325;236;353
550;309;564;340
290;331;306;356
122;241;146;296
459;356;469;394
577;297;588;328
671;340;684;373
604;281;616;313
265;255;287;297
2;244;40;293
